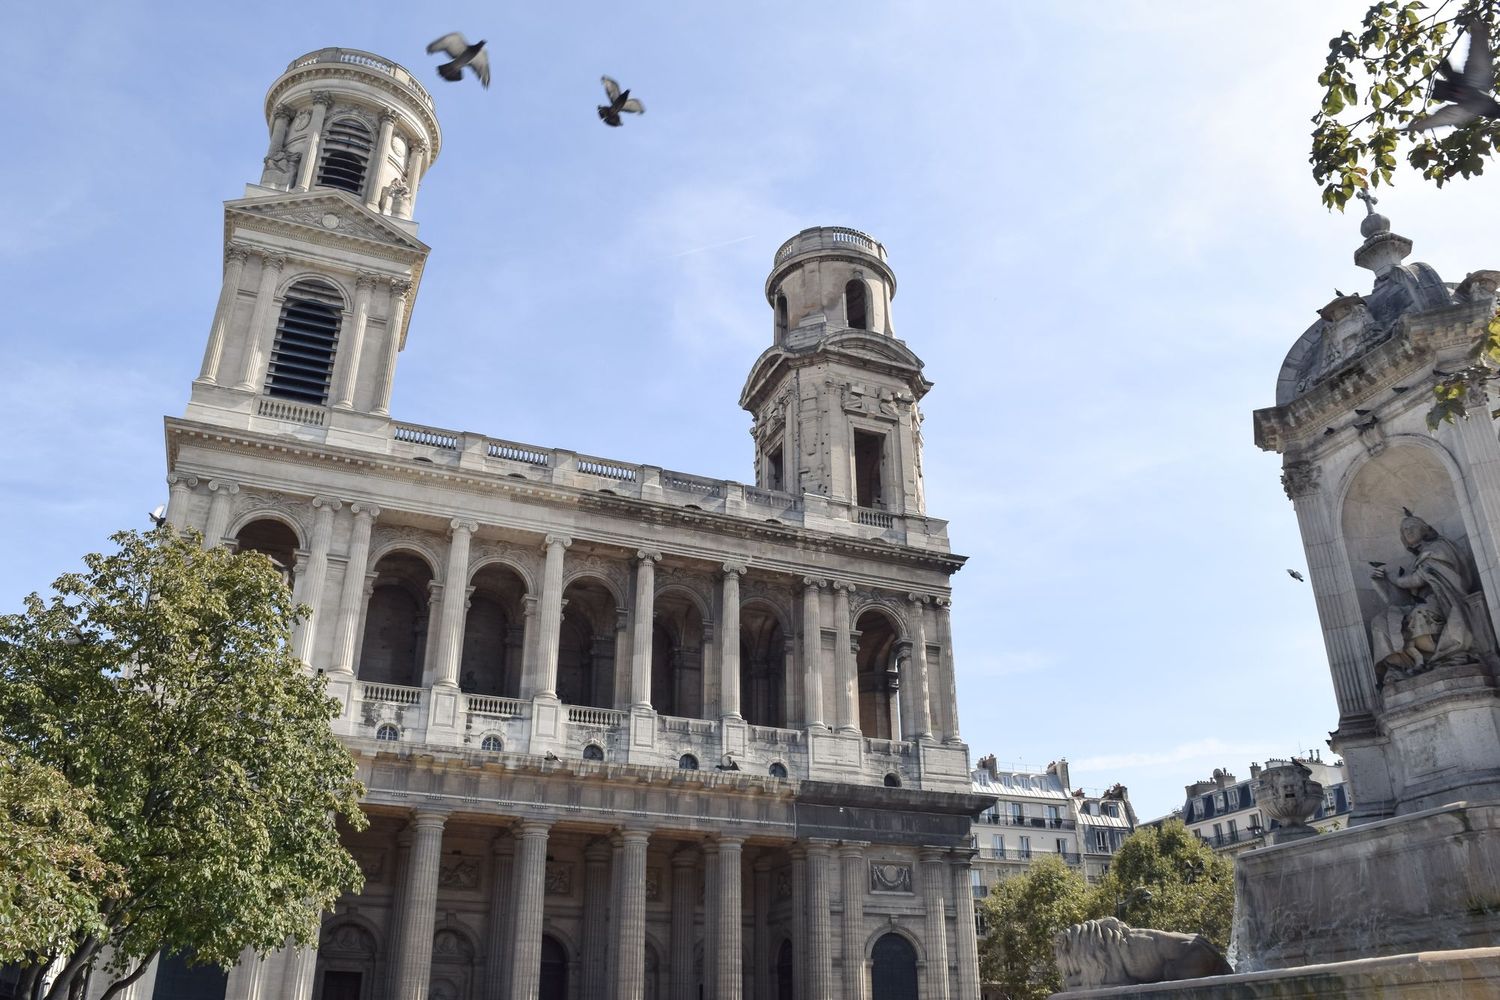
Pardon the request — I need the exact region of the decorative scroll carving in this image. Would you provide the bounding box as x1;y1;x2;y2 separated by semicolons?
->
869;861;913;894
544;862;574;896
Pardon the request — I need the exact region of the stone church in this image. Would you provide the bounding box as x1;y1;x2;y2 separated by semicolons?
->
128;47;991;1000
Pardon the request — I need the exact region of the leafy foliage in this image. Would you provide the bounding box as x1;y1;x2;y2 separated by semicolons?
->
1311;2;1500;209
978;854;1091;1000
0;527;367;999
1427;308;1500;426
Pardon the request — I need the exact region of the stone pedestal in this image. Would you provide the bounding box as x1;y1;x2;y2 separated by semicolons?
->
529;694;563;754
1380;665;1500;814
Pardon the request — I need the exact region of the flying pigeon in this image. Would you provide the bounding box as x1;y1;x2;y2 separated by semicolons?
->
148;504;167;527
1408;21;1500;131
598;76;645;127
543;751;560;762
427;33;490;88
715;753;741;771
1287;569;1306;582
1323;427;1337;436
1392;385;1410;394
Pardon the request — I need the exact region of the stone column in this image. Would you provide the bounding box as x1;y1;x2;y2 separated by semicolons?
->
752;855;772;1000
404;141;429;217
616;829;650;1000
806;841;836;998
581;838;613;1000
838;842;869;1000
519;596;539;696
533;535;571;698
1448;384;1500;623
702;842;720;994
669;848;697;1000
832;583;858;732
432;520;478;689
293;92;333;191
801;579;826;729
265;104;292;164
329;503;380;676
720;563;747;720
919;849;952;1000
949;851;981;1000
367;112;397;209
385;826;413;999
292;497;340;662
331;273;378;410
508;820;552;1000
235;252;287;392
716;836;745;1000
631;551;661;708
933;598;961;743
789;847;808;1000
164;473;198;530
485;833;516;1000
373;279;411;417
613;607;632;710
196;244;251;385
391;811;446;1000
202;479;239;548
278;946;317;1000
905;595;933;740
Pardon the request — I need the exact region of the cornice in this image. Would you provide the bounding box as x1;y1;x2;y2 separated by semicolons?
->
264;66;441;162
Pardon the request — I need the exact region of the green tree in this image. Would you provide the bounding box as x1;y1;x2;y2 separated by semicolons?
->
1312;2;1500;210
0;527;367;1000
1090;821;1235;951
978;855;1091;1000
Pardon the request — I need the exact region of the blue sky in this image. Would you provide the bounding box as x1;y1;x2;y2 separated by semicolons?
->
6;2;1500;819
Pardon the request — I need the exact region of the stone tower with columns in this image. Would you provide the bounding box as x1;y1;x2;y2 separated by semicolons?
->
140;48;992;1000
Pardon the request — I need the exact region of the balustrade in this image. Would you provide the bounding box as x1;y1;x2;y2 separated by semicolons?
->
257;397;326;426
466;694;528;718
361;681;423;706
567;705;627;728
394;424;458;449
284;48;436;109
576;457;637;481
661;715;718;736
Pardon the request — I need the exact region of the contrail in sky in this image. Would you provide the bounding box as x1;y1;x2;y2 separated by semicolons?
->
668;235;756;258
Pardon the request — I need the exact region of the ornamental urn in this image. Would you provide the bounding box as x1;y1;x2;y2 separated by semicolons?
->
1253;759;1323;844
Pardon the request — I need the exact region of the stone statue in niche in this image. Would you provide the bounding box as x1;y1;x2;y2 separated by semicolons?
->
1368;509;1480;686
381;173;411;215
260;147;300;189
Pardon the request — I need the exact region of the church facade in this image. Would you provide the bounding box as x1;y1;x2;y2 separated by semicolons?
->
133;48;990;1000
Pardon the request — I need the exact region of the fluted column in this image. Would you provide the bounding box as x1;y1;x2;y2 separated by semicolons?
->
631;551;661;709
405;141;429;217
933;598;961;743
485;833;516;1000
801;579;826;729
789;847;808;1000
367;112;397;209
278;946;317;1000
806;841;836;998
581;838;612;1000
196;244;251;385
164;473;198;530
1449;384;1500;623
509;820;552;1000
949;851;981;1000
235;252;287;391
265;104;292;164
920;849;952;1000
832;583;858;732
839;842;869;1000
716;836;744;1000
293;92;333;191
752;855;772;1000
616;829;650;1000
373;279;411;416
703;842;720;994
385;827;413;999
331;273;378;410
905;594;933;740
292;497;340;662
720;563;747;720
533;535;571;698
202;479;239;548
330;503;380;676
433;520;478;689
670;849;697;1000
392;811;446;1000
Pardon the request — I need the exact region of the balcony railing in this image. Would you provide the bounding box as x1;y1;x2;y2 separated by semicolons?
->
361;682;422;706
284;48;436;110
567;706;627;728
466;694;527;718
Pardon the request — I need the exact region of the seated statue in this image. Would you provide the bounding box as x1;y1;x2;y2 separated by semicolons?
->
260;147;300;189
1054;917;1231;990
1369;510;1478;686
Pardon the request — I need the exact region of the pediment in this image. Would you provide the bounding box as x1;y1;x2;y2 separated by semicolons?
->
823;330;925;371
225;190;428;256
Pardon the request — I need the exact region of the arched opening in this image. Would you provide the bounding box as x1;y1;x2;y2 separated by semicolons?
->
539;935;568;1000
358;552;434;687
679;753;699;770
430;928;476;1000
314;921;377;1000
316;117;375;194
740;604;788;728
845;279;868;330
233;518;299;587
870;934;918;1000
855;610;900;739
644;942;661;1000
266;278;343;406
652;590;705;719
775;293;789;341
558;578;617;709
775;939;794;1000
583;743;605;761
150;951;227;1000
460;564;528;697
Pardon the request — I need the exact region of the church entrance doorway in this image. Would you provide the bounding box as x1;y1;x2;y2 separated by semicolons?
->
149;952;227;1000
870;934;918;1000
320;970;361;1000
539;936;568;1000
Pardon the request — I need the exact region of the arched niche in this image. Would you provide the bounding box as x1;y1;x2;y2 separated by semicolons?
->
314;919;379;1000
653;588;706;718
869;932;919;1000
539;935;568;1000
460;563;528;697
359;552;434;686
855;608;902;739
234;517;300;588
740;601;788;728
558;577;617;709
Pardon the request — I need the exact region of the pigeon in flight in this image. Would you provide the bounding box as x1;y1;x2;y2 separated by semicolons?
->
543;750;561;762
428;33;491;88
1287;569;1306;583
1408;21;1500;131
148;504;167;528
598;76;645;127
715;753;741;771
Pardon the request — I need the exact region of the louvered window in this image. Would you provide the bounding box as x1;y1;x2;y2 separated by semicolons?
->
316;118;374;194
266;279;342;405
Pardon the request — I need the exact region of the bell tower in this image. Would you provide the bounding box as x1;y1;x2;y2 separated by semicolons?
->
186;48;441;444
739;227;931;514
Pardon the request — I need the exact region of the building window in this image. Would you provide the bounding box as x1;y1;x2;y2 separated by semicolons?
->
991;835;1004;857
769;762;788;779
375;723;399;742
678;753;699;770
1011;802;1025;824
266;278;343;405
766;441;785;492
883;772;901;787
480;734;502;752
845;279;868;330
1227;819;1238;842
1056;838;1067;856
1102;802;1119;818
1019;835;1031;859
853;429;885;508
582;743;605;761
1047;804;1062;827
316;117;375;194
775;293;788;341
1094;829;1109;852
1213;822;1223;845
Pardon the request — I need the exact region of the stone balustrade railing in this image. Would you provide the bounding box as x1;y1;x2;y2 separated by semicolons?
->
466;694;528;718
284;48;436;110
773;226;887;265
567;705;627;728
361;681;423;706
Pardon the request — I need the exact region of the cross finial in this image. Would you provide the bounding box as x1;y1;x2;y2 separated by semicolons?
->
1356;186;1378;215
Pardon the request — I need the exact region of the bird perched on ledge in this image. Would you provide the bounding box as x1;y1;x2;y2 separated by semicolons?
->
428;33;491;88
716;753;740;771
598;76;645;126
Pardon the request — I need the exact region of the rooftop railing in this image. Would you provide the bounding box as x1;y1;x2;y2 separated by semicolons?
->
285;48;436;110
773;226;888;265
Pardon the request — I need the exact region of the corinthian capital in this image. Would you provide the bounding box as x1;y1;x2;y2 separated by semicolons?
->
1281;461;1322;500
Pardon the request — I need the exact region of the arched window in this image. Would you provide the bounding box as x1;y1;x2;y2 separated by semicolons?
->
233;518;299;586
883;772;901;788
317;117;375;194
481;734;503;752
870;934;919;1000
845;279;868;330
266;279;342;406
775;293;789;341
583;743;605;762
855;610;901;738
375;723;400;742
769;762;788;779
359;553;434;687
678;753;699;771
539;936;568;1000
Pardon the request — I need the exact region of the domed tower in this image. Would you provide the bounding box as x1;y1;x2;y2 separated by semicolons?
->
187;48;440;440
740;227;931;515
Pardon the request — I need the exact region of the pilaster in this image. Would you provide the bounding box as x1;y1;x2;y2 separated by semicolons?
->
919;849;952;1000
508;820;552;1000
292;496;340;663
202;479;239;548
839;841;870;1000
950;850;982;1000
484;832;516;1000
234;252;286;392
832;582;858;733
806;840;836;998
802;579;826;729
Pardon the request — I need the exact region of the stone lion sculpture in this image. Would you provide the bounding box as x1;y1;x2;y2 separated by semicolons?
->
1053;917;1231;989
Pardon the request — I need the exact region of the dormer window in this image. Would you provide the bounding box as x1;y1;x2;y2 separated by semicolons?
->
266;278;343;405
317;117;375;194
